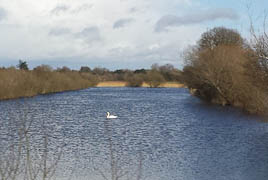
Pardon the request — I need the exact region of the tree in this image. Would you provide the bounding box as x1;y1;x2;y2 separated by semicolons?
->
145;71;165;88
249;16;268;92
182;26;268;114
198;27;244;50
92;67;109;75
158;64;182;82
33;64;53;72
79;66;91;73
134;69;146;74
17;60;29;70
56;66;71;73
126;74;144;87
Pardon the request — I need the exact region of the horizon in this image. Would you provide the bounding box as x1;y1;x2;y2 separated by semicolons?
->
0;0;267;69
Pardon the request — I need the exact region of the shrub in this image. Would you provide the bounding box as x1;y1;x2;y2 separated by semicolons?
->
0;67;98;100
126;74;144;87
145;71;165;88
182;27;268;114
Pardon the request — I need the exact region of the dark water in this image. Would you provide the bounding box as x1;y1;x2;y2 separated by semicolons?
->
1;88;268;180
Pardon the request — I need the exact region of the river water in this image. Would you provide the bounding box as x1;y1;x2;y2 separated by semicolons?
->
0;87;268;180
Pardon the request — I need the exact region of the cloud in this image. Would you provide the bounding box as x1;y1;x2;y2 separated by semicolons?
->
113;18;135;29
129;7;138;13
49;28;71;36
75;26;101;43
50;5;70;15
0;0;246;70
0;7;7;21
155;8;239;32
71;4;93;13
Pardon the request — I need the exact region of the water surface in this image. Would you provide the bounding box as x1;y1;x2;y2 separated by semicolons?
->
0;88;268;180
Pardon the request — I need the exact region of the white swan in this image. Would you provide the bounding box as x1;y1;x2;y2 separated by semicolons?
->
106;112;118;119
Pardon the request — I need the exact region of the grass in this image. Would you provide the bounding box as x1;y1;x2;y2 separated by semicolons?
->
96;81;127;87
97;81;185;88
0;68;97;100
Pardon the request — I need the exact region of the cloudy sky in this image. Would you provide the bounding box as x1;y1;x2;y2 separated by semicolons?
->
0;0;267;70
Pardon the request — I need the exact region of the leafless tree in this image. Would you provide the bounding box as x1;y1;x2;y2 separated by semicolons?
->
94;118;143;180
0;108;64;180
182;26;268;114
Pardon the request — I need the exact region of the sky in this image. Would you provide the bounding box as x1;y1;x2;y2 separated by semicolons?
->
0;0;267;70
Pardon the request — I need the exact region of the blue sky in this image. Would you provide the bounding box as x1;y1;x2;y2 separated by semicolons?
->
0;0;267;70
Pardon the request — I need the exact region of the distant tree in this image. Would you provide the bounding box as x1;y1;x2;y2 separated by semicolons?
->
33;64;53;72
17;60;29;70
134;69;147;74
56;66;71;73
7;66;17;71
80;73;100;86
145;71;165;88
159;64;175;72
113;69;125;74
92;67;109;75
151;63;160;71
126;74;144;87
158;64;182;81
79;66;91;73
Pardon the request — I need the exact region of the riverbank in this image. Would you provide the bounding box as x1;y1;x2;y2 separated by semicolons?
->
0;68;97;100
97;81;185;88
0;68;184;101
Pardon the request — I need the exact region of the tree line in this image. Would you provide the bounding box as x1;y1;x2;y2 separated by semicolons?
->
80;63;182;87
0;61;183;100
182;26;268;115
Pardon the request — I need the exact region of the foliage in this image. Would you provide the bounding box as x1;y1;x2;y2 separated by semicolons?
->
56;66;71;72
126;74;144;87
17;60;29;70
80;66;91;73
182;26;268;114
33;64;53;72
0;62;183;100
198;27;244;50
145;70;165;88
0;67;98;100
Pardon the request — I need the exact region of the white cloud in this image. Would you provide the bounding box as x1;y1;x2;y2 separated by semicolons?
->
0;0;242;69
113;18;135;29
155;8;239;32
50;5;69;16
49;27;71;36
75;26;102;44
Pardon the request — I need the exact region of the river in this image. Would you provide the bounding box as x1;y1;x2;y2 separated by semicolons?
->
0;87;268;180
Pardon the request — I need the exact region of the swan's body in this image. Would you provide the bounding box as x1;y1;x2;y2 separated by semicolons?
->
106;112;117;119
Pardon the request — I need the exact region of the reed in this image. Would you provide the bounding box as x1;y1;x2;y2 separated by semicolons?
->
0;68;97;100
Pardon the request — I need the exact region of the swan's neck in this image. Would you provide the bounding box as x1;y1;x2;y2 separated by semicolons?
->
107;112;110;117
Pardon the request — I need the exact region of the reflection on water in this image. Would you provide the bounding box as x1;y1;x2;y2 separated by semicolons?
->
0;88;268;180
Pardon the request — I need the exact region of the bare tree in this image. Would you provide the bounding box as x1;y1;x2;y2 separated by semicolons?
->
93;118;143;180
0;108;64;180
182;26;268;114
198;27;244;50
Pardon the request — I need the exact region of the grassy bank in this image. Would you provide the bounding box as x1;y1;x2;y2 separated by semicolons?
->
97;81;185;88
0;68;97;100
0;62;184;100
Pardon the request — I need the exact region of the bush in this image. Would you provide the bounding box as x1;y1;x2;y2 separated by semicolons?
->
145;71;165;88
126;74;144;87
0;67;98;100
182;27;268;114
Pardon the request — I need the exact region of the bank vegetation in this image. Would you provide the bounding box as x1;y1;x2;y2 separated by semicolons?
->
0;62;183;100
182;26;268;115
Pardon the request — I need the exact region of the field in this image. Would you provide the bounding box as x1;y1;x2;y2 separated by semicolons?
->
97;81;185;88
